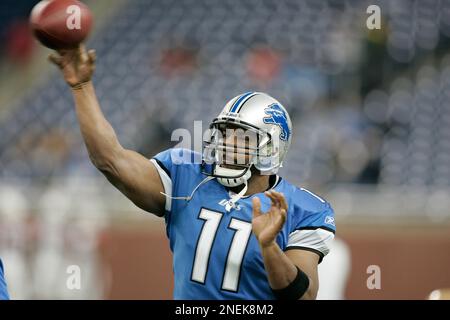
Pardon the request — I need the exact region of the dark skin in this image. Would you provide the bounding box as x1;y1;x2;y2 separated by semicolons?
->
227;167;269;195
49;44;320;299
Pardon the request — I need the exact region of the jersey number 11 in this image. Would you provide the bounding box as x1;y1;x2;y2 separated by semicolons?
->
191;208;252;292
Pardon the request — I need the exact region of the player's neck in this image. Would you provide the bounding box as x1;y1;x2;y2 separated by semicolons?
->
246;174;271;195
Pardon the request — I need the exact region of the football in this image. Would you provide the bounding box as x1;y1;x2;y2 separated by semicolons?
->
30;0;93;50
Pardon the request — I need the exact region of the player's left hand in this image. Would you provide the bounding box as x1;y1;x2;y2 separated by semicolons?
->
252;190;287;248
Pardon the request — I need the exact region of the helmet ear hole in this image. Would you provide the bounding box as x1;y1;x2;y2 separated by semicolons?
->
254;151;282;175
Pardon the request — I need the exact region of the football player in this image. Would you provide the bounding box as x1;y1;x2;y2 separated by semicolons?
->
49;45;335;300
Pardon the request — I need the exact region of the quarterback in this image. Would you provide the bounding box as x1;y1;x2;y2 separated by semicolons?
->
49;45;335;300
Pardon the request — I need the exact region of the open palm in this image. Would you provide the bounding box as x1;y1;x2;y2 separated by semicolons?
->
252;190;288;248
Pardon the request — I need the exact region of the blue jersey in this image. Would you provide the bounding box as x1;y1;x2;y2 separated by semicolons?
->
152;148;335;300
0;259;9;300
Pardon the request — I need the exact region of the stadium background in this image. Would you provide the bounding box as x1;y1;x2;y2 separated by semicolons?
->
0;0;450;299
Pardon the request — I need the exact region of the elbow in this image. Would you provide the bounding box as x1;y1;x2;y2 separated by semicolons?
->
299;288;317;300
88;149;118;173
299;279;318;300
271;270;316;300
85;129;123;172
89;154;109;171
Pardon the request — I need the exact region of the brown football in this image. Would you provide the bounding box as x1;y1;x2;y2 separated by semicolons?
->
30;0;93;50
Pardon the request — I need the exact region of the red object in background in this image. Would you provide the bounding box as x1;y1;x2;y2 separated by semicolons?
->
246;47;281;86
5;21;35;65
30;0;93;50
160;47;198;77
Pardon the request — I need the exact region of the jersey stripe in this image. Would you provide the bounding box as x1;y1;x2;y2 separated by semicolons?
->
150;158;172;211
300;187;326;203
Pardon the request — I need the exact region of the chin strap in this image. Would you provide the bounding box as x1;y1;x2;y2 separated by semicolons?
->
225;181;248;212
160;176;215;201
159;170;249;212
215;165;252;188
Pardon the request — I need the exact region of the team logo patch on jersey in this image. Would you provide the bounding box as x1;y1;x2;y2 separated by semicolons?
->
219;199;241;211
263;103;291;141
325;216;335;226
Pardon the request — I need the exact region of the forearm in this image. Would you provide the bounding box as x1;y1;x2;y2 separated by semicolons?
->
260;242;315;300
71;81;122;168
260;242;298;289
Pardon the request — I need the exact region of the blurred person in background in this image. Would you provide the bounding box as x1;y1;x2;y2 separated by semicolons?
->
316;237;351;300
0;187;30;299
32;185;106;299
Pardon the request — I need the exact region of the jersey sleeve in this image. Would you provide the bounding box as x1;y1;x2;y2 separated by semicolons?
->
151;148;176;212
286;191;336;263
150;148;201;213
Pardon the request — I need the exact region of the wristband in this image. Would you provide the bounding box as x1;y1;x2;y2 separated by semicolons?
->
71;81;90;90
271;266;310;300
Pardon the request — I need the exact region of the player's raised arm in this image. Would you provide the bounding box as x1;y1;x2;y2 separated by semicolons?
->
49;45;166;216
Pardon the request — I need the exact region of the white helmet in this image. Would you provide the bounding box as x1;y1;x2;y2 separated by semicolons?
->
203;92;292;187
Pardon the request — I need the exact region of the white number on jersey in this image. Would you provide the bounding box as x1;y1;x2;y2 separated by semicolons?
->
191;208;252;292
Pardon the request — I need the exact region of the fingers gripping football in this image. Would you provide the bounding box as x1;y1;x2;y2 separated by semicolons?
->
48;44;96;88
